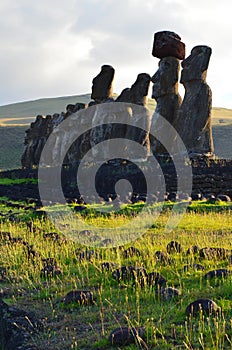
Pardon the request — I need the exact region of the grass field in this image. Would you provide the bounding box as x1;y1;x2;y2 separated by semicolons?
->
0;197;232;349
0;94;231;171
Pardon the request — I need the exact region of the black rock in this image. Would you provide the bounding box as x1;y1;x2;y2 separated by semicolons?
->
158;287;181;300
167;240;182;254
199;247;230;260
64;290;94;305
155;251;172;265
123;246;141;258
108;326;146;346
204;269;231;279
191;193;202;201
112;266;147;285
186;245;199;255
146;271;167;287
186;298;220;317
216;194;231;202
101;262;117;271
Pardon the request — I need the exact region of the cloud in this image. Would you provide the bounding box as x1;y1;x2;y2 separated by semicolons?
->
0;0;231;107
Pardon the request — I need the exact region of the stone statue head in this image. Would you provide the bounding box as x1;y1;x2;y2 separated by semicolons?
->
91;64;115;102
151;57;180;98
180;45;212;83
130;73;151;105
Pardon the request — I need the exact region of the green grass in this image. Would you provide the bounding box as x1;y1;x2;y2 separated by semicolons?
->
0;177;37;185
0;199;232;349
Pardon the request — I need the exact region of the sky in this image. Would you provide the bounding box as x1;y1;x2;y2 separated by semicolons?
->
0;0;232;108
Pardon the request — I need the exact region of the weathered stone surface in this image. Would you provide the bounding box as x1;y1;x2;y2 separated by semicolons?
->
166;240;182;254
199;247;230;260
175;46;214;157
129;73;151;105
64;290;95;305
150;57;182;154
112;266;147;285
204;269;231;279
158;287;181;300
108;326;146;346
91;64;115;103
152;31;185;60
186;298;220;317
0;299;43;350
155;251;172;265
116;73;151;106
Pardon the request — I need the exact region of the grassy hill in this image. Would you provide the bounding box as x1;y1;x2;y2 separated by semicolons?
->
0;94;231;170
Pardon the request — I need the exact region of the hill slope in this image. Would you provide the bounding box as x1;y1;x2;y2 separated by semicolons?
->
0;94;231;170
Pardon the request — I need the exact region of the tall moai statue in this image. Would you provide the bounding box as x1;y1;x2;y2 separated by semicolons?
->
90;64;115;104
175;46;214;156
150;31;185;154
116;73;151;106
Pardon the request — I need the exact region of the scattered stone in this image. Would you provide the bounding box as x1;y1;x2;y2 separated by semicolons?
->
152;31;185;60
183;263;205;272
123;246;141;258
0;231;12;241
186;298;220;317
40;257;62;277
191;193;202;201
108;326;146;346
112;266;147;285
78;249;102;261
73;205;87;212
186;245;199;255
204;269;231;279
216;194;231;202
155;251;172;265
64;290;95;305
25;245;41;260
146;271;167;287
0;266;8;281
91;64;115;103
0;299;43;350
99;238;114;247
199;247;230;260
158;287;181;301
101;262;117;271
43;232;67;243
166;240;182;254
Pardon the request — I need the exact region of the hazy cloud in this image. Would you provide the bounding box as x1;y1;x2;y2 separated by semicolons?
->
0;0;231;107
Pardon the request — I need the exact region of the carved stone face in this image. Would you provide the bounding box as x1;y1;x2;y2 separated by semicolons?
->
151;57;180;98
180;45;212;83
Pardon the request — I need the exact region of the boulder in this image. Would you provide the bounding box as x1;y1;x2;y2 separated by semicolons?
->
64;290;95;305
186;298;220;317
108;326;146;346
158;287;181;301
166;240;182;254
0;299;43;350
204;269;231;279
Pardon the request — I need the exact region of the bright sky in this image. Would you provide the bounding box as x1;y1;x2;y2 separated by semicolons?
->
0;0;232;108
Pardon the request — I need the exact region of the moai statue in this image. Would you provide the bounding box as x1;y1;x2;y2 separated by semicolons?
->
90;64;115;103
116;73;151;106
150;31;184;155
175;45;214;156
